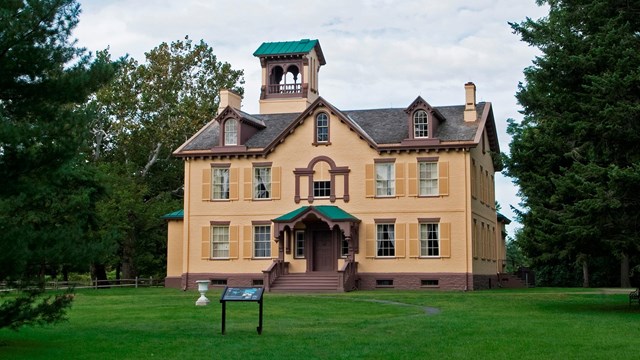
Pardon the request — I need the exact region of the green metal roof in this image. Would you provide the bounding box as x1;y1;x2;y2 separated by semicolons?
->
253;39;326;65
162;209;184;220
273;205;358;222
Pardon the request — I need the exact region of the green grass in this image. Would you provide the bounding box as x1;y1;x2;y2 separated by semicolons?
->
1;287;640;359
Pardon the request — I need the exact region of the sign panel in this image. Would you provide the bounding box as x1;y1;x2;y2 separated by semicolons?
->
221;287;264;301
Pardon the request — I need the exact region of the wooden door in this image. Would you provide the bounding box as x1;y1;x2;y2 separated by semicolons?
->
313;230;334;271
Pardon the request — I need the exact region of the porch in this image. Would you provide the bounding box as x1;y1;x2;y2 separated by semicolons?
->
264;205;361;292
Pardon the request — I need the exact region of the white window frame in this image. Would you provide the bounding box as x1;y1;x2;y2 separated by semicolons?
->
375;163;395;197
253;225;271;258
212;168;230;200
253;167;271;199
418;162;438;196
420;223;440;257
313;180;331;198
376;224;395;257
224;119;238;146
316;113;329;143
211;226;230;259
413;110;428;138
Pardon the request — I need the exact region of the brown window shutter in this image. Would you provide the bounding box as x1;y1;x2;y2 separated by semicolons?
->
395;223;406;258
365;164;374;198
243;168;253;201
229;225;239;259
365;224;375;257
202;168;211;201
271;167;281;200
243;225;253;258
395;163;405;197
408;163;417;197
438;161;449;196
408;223;419;258
201;226;211;259
229;168;239;201
440;222;451;258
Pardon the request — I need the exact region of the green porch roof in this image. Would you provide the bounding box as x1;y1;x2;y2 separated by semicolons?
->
162;209;184;220
273;205;358;222
253;39;326;65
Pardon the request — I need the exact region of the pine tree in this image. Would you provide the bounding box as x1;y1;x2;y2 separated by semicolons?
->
506;0;640;287
0;0;116;329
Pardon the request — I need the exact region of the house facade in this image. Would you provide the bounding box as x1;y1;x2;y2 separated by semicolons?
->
165;39;507;291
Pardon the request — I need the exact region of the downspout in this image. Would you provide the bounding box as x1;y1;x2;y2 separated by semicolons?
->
464;150;470;291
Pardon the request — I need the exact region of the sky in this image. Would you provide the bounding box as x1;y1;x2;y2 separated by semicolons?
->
73;0;550;236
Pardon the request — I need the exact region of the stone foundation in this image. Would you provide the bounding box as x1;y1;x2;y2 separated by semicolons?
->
472;274;501;290
168;273;264;290
357;273;473;291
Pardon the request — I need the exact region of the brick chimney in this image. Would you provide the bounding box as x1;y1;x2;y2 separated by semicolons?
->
217;89;242;115
464;82;477;122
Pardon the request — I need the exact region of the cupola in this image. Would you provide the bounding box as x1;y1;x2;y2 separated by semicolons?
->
253;39;326;114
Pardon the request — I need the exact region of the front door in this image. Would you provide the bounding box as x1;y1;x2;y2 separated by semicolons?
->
313;230;334;271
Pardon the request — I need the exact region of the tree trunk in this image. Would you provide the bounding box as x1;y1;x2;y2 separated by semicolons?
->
621;253;631;288
91;263;108;281
582;259;590;288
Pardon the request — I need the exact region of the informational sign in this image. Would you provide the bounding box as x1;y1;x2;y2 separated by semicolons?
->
219;287;264;335
221;287;264;301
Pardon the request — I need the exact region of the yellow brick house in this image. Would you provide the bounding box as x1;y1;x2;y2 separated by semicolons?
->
164;39;507;291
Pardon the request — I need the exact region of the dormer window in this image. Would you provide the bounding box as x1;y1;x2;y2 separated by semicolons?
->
224;119;238;145
315;112;329;143
413;110;429;138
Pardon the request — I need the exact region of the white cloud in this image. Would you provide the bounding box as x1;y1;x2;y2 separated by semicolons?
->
74;0;549;236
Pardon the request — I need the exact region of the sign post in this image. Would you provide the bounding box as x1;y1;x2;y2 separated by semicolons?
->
219;287;264;335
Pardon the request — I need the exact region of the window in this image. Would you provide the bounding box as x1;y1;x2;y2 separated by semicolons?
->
253;225;271;258
420;223;439;257
375;163;395;196
212;168;230;199
376;224;395;257
376;279;394;287
421;279;439;287
254;167;271;199
294;230;305;258
313;181;331;198
316;113;329;142
224;119;237;145
341;238;349;257
413;110;428;138
211;226;230;258
418;162;438;196
211;279;227;286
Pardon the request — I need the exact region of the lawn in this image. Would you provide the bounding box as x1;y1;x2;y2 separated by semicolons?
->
1;287;639;359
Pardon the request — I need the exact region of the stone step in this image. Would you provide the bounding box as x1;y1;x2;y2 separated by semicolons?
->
270;273;340;292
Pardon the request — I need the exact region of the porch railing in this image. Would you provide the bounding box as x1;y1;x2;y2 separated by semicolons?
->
268;83;301;95
262;259;289;291
338;260;358;292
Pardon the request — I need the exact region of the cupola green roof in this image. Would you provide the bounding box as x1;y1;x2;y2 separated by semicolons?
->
253;39;326;65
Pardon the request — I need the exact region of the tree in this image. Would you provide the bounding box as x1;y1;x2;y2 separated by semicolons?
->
0;0;117;329
89;37;244;279
505;0;640;287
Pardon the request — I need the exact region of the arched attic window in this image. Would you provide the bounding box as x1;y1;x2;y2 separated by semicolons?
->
413;110;429;138
223;118;238;146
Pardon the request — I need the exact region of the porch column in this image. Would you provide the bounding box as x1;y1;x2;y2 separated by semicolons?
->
345;236;354;262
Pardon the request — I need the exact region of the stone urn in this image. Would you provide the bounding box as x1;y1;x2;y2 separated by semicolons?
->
195;280;210;306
